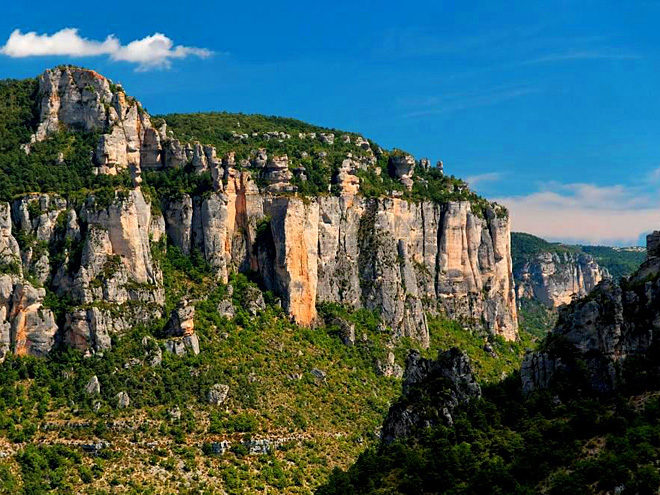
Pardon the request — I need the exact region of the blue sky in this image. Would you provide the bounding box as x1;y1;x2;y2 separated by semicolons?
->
1;0;659;245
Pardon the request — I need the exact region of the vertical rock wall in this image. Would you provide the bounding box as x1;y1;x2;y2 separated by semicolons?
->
161;180;518;344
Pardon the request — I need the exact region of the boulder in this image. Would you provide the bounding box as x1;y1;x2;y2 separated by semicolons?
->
376;352;403;378
84;376;101;396
166;301;195;336
217;299;235;319
116;392;130;409
208;384;230;405
319;133;335;145
245;286;266;316
311;368;327;380
388;154;416;191
331;317;355;346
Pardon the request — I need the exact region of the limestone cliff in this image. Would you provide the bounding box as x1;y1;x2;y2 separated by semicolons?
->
521;230;660;394
0;66;521;359
0;189;165;357
162;189;518;345
515;250;608;308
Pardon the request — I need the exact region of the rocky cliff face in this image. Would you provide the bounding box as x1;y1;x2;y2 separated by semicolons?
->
0;66;520;359
515;250;608;308
521;230;660;394
381;348;481;442
161;189;518;345
0;189;165;358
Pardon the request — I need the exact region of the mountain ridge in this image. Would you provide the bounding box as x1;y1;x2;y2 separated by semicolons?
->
0;65;526;493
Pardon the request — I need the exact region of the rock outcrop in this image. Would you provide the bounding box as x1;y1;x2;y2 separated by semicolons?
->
0;186;165;359
381;348;481;442
515;251;609;308
521;230;660;394
388;154;416;191
0;275;58;360
32;67;112;142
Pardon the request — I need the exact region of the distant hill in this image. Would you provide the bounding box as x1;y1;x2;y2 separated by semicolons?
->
512;232;646;281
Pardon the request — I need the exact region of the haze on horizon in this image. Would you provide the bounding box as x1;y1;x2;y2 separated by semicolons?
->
0;1;658;246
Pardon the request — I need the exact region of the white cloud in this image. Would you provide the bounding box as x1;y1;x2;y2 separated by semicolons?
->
495;182;660;245
465;172;503;188
0;28;211;70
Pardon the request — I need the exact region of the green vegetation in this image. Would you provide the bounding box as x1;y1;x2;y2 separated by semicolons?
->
0;76;500;215
158;111;501;213
0;71;544;493
426;317;531;383
511;232;581;268
0;235;532;493
517;298;558;339
582;245;647;280
318;351;660;495
0;245;394;493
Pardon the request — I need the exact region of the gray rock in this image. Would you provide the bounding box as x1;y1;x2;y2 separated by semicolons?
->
84;376;101;396
331;317;355;346
243;438;275;455
116;392;130;409
165;334;199;356
319;133;335;145
376;352;403;378
82;441;109;456
388;154;416;190
521;232;660;395
217;299;235;319
208;384;230;405
262;155;296;193
183;334;200;355
310;368;327;380
382;348;481;442
142;336;162;367
245;286;266;316
208;441;231;455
